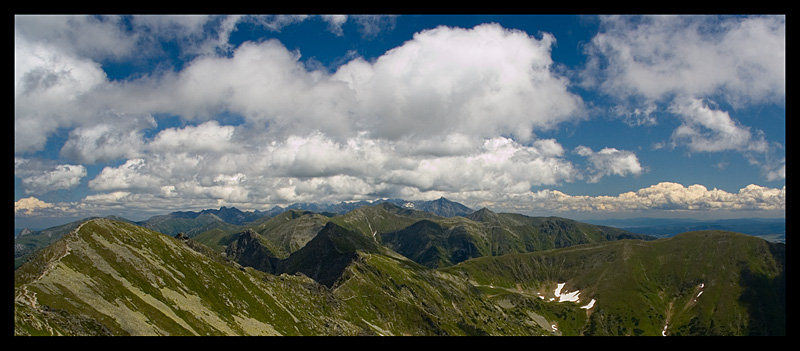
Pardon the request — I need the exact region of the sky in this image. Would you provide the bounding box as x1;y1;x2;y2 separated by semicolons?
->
14;14;785;228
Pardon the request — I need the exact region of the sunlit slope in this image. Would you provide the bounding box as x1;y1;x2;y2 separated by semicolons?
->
13;218;364;336
193;203;652;271
13;218;559;336
443;231;785;336
193;209;331;258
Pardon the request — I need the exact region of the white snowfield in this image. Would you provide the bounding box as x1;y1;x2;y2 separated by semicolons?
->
549;283;596;310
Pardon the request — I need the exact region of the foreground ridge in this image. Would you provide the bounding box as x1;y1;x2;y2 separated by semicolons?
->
14;215;785;336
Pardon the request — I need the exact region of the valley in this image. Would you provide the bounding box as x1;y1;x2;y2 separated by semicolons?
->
14;199;785;336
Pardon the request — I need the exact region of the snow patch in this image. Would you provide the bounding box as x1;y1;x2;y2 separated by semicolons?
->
550;283;596;310
554;283;580;302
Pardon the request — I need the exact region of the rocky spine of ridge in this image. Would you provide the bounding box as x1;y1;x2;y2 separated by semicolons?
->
225;222;384;288
224;229;281;273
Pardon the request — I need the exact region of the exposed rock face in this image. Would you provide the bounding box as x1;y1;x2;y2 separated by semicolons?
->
222;223;384;288
225;229;280;274
278;222;374;288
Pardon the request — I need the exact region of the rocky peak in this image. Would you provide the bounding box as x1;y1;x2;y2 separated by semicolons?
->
225;229;278;274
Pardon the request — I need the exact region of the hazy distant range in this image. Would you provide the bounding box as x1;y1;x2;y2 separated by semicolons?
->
583;217;785;243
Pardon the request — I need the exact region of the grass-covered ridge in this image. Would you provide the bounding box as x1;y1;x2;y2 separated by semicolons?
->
442;231;785;336
15;216;784;336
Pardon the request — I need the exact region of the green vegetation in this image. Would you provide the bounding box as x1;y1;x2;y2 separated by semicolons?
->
14;204;785;336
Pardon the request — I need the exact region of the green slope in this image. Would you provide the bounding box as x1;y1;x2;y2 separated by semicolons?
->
186;203;652;272
12;218;548;335
443;230;785;336
14;217;784;336
14;219;358;335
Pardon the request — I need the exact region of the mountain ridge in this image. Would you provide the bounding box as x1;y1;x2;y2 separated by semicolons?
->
15;218;784;336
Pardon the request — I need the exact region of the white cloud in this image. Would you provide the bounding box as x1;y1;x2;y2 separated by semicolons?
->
584;15;785;106
334;23;585;142
669;98;768;153
582;16;783;180
14;16;784;221
15;197;54;215
14;15;140;61
83;191;132;205
764;160;785;181
522;182;785;213
88;159;161;192
352;15;397;39
147;120;237;154
248;15;310;32
78;132;586;212
60;117;154;164
14;31;110;153
321;15;348;36
15;158;88;195
575;145;644;183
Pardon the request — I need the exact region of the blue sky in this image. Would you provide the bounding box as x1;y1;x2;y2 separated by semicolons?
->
14;15;785;228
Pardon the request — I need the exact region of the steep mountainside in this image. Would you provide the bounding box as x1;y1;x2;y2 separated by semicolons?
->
14;216;128;269
15;218;783;336
443;230;785;336
379;207;653;268
391;197;474;217
14;218;559;336
193;209;331;259
190;203;652;271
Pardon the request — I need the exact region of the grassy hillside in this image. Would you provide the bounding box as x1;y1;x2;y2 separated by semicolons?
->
443;231;785;336
15;219;354;335
14;217;783;336
12;218;545;335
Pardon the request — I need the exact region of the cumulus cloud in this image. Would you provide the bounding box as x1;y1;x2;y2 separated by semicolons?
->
16;19;587;160
60;116;154;164
15;158;87;195
574;145;644;183
15;16;783;222
14;15;140;61
81;131;586;211
88;159;162;192
522;182;785;213
333;23;585;142
14;31;110;153
582;15;784;180
147;120;237;154
668;98;768;153
584;15;785;107
15;197;54;215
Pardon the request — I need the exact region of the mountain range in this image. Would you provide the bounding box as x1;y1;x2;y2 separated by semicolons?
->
14;199;785;335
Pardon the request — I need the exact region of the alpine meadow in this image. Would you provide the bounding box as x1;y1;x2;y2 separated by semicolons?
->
14;15;784;336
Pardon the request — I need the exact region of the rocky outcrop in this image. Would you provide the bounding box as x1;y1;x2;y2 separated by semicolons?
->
225;229;280;274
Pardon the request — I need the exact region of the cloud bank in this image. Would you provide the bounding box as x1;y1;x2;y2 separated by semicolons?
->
14;15;784;222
